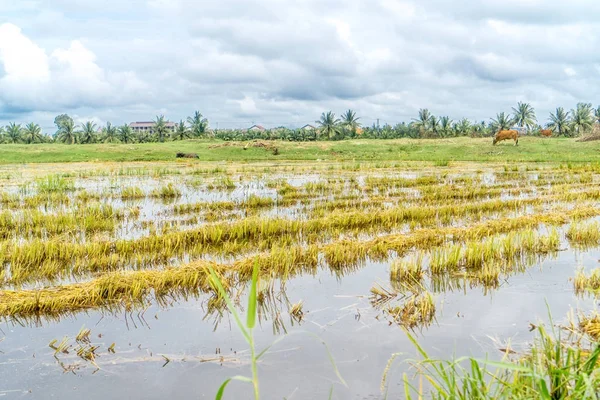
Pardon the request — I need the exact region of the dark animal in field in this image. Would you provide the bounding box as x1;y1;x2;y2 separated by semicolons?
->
176;152;199;159
540;129;553;137
493;130;519;146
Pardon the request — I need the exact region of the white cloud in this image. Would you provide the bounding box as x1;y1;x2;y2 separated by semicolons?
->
0;23;147;115
237;96;259;116
2;1;600;129
0;24;50;82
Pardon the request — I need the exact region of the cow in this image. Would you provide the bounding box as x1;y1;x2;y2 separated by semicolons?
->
493;130;519;146
540;129;552;137
176;152;199;159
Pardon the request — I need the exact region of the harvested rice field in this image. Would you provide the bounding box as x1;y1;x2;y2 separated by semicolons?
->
2;160;600;398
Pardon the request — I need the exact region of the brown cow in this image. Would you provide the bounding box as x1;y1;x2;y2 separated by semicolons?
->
493;130;519;146
540;129;552;137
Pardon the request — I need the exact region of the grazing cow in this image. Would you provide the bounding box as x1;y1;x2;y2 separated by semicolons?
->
540;129;552;137
493;130;519;146
176;152;199;159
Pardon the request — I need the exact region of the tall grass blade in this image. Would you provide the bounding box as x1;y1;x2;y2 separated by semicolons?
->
208;267;250;343
215;376;253;400
247;258;258;329
306;332;347;387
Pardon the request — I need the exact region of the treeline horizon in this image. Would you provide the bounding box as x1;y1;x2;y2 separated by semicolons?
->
1;102;599;144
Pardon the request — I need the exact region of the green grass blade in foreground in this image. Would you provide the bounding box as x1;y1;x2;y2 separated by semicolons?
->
247;259;259;329
255;333;288;360
209;263;258;399
215;376;253;400
401;373;413;400
208;267;250;343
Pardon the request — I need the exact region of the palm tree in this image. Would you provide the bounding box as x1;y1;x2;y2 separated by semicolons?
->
490;112;513;132
154;115;169;142
412;109;431;134
429;116;440;137
439;116;453;137
102;122;119;143
316;111;341;139
173;120;190;140
594;105;600;124
455;118;472;136
5;123;23;144
80;121;97;144
570;103;594;136
187;111;209;138
23;123;43;144
136;129;151;143
118;124;133;144
473;121;489;137
547;107;571;137
511;102;537;132
341;109;361;137
56;119;77;144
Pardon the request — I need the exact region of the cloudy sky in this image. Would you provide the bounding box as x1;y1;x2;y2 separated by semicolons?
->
0;0;599;132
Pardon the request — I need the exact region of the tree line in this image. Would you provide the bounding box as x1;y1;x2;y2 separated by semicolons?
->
218;102;600;141
0;112;209;144
1;102;599;144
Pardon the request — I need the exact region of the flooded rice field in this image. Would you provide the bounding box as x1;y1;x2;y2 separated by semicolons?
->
1;160;600;399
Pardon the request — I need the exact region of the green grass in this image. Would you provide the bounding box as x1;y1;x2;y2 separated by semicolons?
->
388;323;600;399
0;137;599;163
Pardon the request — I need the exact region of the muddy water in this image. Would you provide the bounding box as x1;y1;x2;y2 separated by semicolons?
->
1;247;597;399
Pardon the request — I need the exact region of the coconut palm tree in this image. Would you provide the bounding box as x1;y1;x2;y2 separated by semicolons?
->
547;107;571;137
5;123;23;144
118;124;134;144
102;122;119;143
79;121;97;144
439;116;453;137
412;109;431;134
490;112;513;132
23;123;43;144
154;115;169;142
173;120;191;140
187;111;209;138
341;109;360;137
56;119;77;144
316;111;341;140
570;103;594;136
471;121;487;137
429;115;440;137
511;102;537;132
454;118;472;136
136;128;151;143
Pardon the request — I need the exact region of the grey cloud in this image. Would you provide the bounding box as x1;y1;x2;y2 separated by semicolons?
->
1;0;600;129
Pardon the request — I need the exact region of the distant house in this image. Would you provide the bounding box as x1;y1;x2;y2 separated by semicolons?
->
300;124;315;131
247;124;266;132
129;121;177;134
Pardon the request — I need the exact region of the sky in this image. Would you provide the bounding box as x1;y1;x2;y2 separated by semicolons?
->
0;0;599;132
